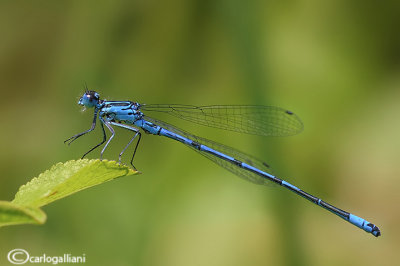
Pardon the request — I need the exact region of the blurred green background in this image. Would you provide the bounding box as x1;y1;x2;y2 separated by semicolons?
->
0;1;399;265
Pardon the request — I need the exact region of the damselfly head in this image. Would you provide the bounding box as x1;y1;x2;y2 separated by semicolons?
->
78;91;100;108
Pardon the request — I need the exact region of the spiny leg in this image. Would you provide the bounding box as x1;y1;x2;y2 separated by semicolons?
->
81;122;107;158
65;110;98;145
100;121;115;161
129;132;142;169
109;122;142;170
118;132;141;169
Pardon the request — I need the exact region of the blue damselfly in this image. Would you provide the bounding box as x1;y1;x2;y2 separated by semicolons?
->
65;89;381;237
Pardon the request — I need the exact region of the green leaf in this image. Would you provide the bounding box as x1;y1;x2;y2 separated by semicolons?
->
0;201;46;227
0;159;137;227
13;159;137;207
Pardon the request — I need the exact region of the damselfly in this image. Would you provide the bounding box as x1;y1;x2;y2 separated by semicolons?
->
65;89;381;237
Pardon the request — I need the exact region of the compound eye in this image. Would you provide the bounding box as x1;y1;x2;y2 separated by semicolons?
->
87;91;100;101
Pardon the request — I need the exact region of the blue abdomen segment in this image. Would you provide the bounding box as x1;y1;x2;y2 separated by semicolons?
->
159;128;197;146
134;119;162;135
349;214;381;237
281;180;381;236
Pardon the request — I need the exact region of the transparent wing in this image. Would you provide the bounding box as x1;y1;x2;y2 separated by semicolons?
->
141;104;303;137
145;117;275;186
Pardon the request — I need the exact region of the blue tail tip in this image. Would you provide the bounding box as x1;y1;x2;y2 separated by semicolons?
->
349;214;381;237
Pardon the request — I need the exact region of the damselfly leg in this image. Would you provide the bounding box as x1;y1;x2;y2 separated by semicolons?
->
110;122;142;170
64;110;99;145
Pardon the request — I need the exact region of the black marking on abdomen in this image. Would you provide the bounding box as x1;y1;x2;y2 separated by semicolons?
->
270;176;282;185
233;159;243;167
319;200;349;219
257;170;282;185
191;141;201;150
